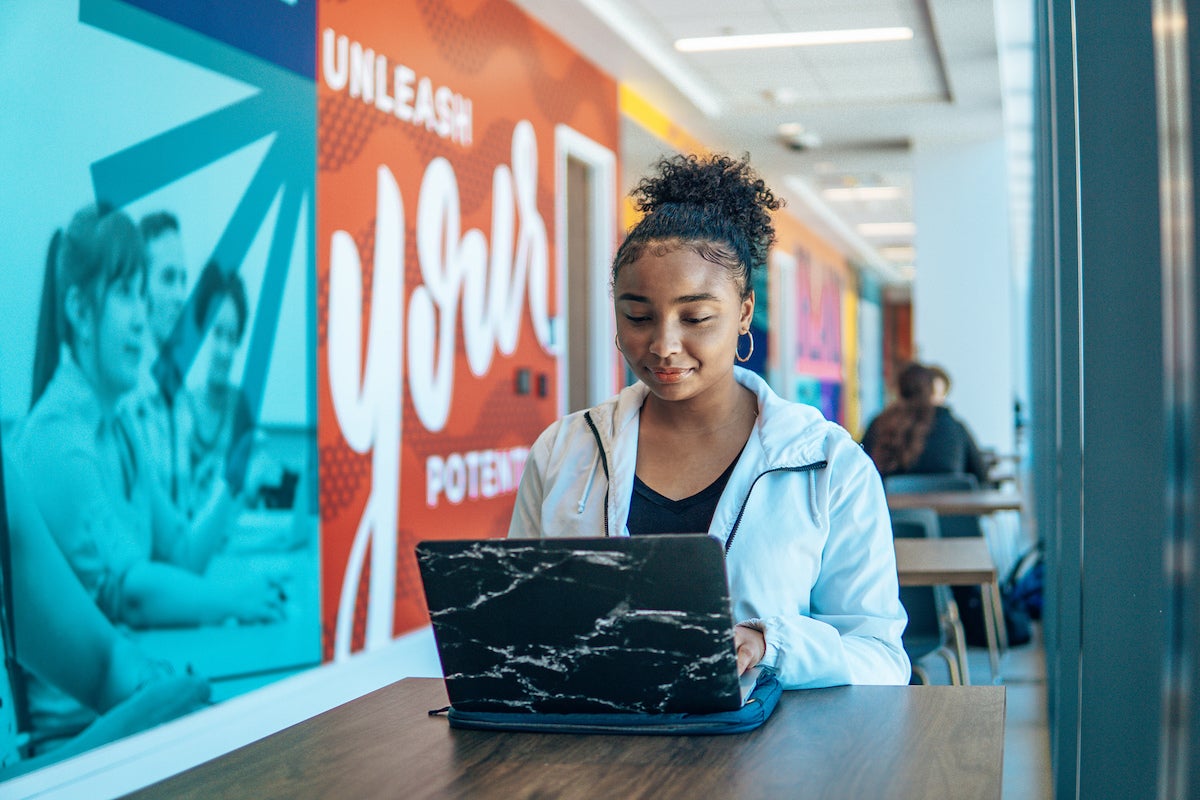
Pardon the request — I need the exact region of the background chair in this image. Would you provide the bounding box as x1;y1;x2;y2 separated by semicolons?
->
883;473;983;539
888;507;943;540
900;585;965;684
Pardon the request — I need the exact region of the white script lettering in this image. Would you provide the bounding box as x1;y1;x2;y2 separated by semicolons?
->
407;120;550;431
326;166;404;660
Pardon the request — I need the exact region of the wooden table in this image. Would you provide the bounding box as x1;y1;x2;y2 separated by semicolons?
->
124;677;1006;800
886;489;1024;515
894;537;1006;684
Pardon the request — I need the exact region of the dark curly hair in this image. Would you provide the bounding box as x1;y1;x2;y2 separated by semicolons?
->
193;259;249;341
612;153;782;298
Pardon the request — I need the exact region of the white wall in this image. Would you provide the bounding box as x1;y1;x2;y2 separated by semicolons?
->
913;137;1016;455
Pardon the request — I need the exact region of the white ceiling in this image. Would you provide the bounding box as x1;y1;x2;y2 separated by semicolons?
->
511;0;1035;288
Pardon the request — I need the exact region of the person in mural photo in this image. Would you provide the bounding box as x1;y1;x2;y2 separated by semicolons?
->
861;361;990;484
125;211;190;509
508;153;910;688
14;203;287;640
0;454;209;771
178;260;285;522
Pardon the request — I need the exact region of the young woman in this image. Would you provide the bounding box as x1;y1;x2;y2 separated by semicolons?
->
16;204;284;629
861;362;990;483
178;260;284;520
508;154;909;689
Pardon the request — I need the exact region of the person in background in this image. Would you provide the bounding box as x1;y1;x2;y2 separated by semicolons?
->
508;153;909;689
861;362;990;484
124;211;189;507
178;261;282;520
17;203;285;631
928;363;951;406
0;454;209;769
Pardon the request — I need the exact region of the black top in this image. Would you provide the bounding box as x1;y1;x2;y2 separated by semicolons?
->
863;405;989;483
627;454;740;535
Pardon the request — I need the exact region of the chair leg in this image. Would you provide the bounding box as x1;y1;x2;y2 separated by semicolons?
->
940;589;972;685
937;647;963;685
911;664;930;685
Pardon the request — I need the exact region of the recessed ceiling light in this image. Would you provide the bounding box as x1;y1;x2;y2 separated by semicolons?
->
764;87;800;105
857;221;916;237
880;245;917;261
675;27;914;53
822;186;904;201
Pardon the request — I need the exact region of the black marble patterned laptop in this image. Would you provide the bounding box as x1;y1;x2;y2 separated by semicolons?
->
415;534;747;715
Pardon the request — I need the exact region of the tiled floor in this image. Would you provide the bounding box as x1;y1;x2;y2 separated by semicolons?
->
916;623;1052;800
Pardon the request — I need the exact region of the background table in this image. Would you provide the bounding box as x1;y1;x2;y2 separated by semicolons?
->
128;512;321;701
886;489;1024;515
125;678;1006;800
894;537;1006;683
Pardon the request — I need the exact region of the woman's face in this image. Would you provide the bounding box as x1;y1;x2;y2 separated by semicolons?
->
207;296;242;390
145;230;187;347
613;245;752;405
94;274;147;399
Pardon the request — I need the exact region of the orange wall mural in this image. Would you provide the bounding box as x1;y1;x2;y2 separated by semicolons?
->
316;0;618;659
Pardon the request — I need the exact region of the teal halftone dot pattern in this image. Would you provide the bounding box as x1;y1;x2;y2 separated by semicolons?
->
83;0;316;426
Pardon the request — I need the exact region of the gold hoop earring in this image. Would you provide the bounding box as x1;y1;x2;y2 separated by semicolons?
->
736;330;754;363
614;334;623;354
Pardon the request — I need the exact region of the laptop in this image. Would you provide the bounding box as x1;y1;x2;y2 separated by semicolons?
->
415;534;757;715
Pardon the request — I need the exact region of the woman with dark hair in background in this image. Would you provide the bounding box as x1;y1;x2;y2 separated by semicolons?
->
15;204;285;637
861;362;989;483
509;154;909;688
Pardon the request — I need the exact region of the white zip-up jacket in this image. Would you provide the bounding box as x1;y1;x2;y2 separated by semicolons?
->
509;367;910;688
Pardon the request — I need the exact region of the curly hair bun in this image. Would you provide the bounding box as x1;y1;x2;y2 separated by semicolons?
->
635;153;776;214
625;153;783;277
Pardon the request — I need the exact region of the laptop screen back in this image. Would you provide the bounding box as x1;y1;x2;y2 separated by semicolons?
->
415;534;743;715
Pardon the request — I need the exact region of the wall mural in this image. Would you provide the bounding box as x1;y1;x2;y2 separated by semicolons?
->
792;245;845;422
0;0;616;778
316;0;618;660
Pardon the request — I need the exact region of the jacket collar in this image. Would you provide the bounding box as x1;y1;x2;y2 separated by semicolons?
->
589;367;833;472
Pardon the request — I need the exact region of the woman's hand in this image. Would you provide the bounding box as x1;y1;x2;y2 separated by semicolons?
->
222;573;289;624
734;623;766;675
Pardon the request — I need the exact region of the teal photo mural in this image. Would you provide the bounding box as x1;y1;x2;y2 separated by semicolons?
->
0;0;319;776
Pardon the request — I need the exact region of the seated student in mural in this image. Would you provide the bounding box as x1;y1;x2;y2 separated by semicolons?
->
124;211;191;509
0;455;210;771
508;153;910;688
16;203;286;629
177;261;284;521
861;362;990;483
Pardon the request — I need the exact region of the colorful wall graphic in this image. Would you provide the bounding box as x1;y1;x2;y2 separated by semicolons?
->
0;0;615;776
773;215;851;423
315;0;618;659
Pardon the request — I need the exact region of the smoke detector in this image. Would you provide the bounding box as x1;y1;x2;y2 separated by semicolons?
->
777;122;822;152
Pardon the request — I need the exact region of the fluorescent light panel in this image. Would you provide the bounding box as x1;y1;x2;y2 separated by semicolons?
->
675;27;913;53
857;221;916;236
880;245;917;261
822;186;904;202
